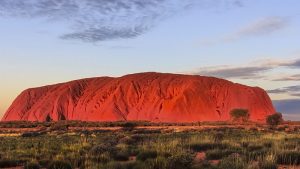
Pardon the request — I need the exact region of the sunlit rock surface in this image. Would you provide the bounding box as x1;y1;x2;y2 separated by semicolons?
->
2;72;275;122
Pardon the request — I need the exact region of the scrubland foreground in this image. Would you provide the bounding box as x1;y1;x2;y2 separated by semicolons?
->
0;121;300;169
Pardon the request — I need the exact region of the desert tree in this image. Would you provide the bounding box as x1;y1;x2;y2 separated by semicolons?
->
230;109;250;122
266;113;283;126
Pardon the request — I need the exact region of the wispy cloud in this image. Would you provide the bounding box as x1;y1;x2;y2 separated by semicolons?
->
0;0;243;42
187;58;300;80
273;74;300;81
190;65;271;79
267;85;300;97
232;17;288;37
282;59;300;68
202;16;289;45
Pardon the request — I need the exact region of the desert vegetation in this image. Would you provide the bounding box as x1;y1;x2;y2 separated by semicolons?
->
230;109;250;122
267;113;284;126
0;121;300;169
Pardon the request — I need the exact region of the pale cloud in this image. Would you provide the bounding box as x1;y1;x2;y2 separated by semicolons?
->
189;65;271;79
231;17;287;37
187;58;300;80
201;16;289;45
273;74;300;81
267;85;300;96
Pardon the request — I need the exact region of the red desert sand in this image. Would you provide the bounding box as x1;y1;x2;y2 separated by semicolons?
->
2;72;275;122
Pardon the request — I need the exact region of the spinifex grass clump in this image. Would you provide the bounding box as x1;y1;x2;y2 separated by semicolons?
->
218;155;246;169
276;151;300;165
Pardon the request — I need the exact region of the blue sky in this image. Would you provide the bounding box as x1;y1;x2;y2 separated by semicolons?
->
0;0;299;119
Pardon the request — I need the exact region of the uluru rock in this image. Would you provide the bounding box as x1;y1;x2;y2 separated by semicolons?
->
1;72;275;122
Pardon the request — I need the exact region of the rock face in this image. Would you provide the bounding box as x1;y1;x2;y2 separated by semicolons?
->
2;72;275;122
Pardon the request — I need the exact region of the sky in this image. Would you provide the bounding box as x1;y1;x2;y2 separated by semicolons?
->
0;0;300;120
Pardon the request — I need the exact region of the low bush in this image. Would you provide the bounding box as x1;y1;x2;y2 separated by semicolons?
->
266;113;283;126
230;109;249;122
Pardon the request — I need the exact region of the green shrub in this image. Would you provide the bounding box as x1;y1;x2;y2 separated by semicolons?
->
47;160;72;169
266;113;283;126
230;109;249;122
24;162;41;169
137;150;158;161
